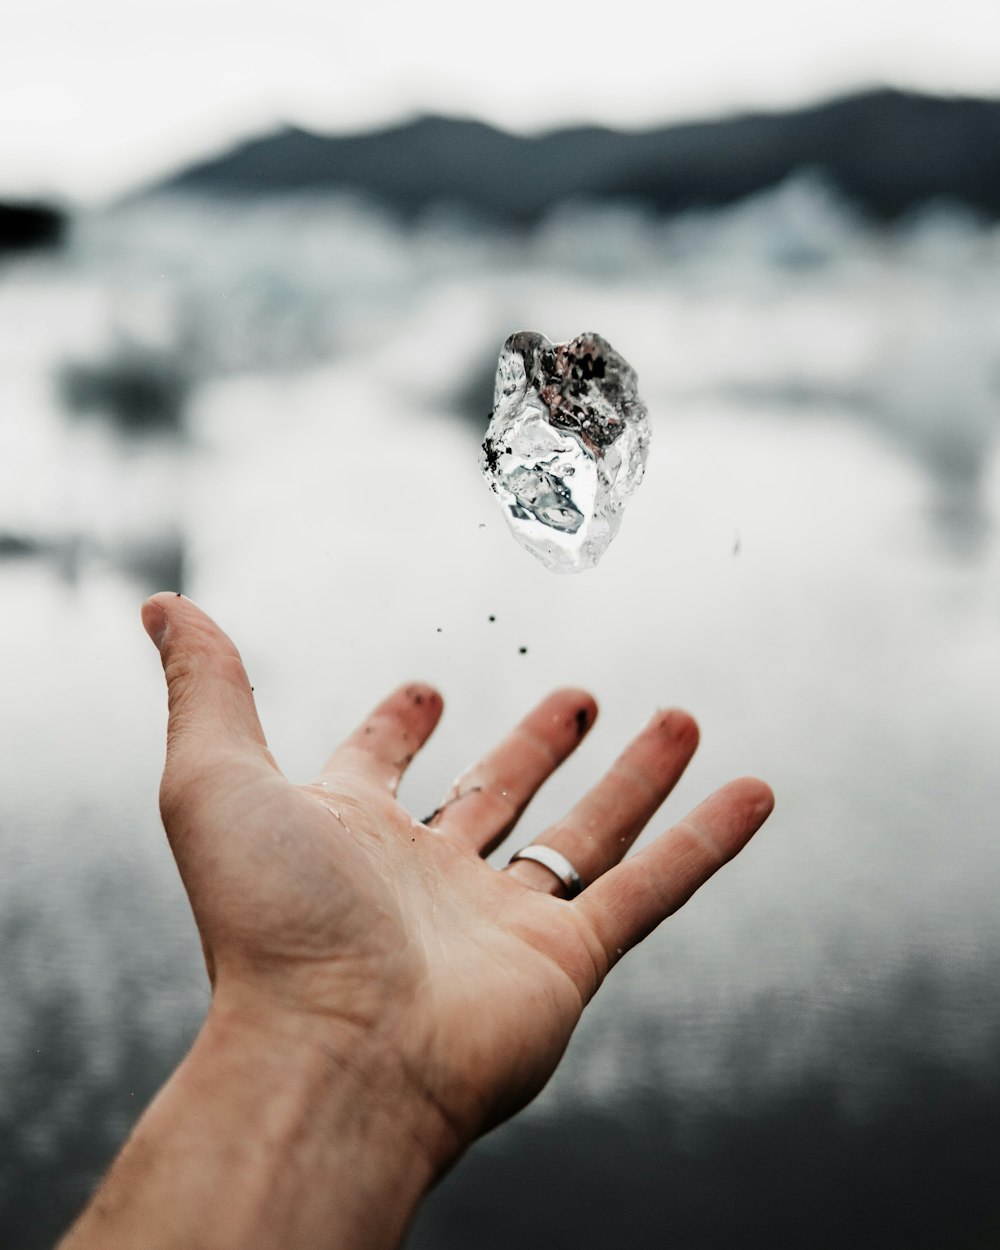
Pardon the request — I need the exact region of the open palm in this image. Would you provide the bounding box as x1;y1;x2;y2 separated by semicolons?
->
143;592;772;1168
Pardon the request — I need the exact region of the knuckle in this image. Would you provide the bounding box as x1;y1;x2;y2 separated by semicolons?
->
671;819;726;872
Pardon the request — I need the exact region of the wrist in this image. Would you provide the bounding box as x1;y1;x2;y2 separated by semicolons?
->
62;992;457;1250
191;995;451;1247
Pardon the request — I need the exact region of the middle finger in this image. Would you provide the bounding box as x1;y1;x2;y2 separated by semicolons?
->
428;688;597;855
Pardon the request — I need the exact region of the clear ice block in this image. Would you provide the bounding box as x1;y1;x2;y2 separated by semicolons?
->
479;331;650;573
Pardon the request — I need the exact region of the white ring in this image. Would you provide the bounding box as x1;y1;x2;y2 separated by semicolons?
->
508;844;583;898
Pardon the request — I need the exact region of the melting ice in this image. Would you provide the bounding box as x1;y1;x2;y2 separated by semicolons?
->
479;331;650;573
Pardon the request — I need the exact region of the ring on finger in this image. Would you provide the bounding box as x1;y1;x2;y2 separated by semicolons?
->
507;844;583;899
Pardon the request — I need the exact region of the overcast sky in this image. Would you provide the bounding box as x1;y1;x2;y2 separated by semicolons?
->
2;0;999;204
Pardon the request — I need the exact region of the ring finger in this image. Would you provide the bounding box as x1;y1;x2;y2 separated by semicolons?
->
504;708;699;897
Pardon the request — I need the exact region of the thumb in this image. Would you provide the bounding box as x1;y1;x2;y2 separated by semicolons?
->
141;592;271;767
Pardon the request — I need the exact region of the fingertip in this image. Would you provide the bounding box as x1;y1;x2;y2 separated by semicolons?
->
402;682;444;716
728;776;776;826
751;778;776;822
386;682;446;741
142;592;199;651
652;707;700;750
551;688;598;737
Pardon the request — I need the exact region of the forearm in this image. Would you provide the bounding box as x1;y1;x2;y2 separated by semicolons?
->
59;1004;445;1250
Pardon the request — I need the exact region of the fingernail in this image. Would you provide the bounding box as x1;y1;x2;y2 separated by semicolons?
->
141;601;168;650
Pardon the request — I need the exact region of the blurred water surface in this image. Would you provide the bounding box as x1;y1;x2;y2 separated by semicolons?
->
1;178;999;1244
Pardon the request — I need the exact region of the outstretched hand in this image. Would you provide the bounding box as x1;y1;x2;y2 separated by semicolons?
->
60;591;774;1250
139;592;772;1178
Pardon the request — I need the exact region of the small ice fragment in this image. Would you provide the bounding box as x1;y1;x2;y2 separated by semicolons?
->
479;331;650;573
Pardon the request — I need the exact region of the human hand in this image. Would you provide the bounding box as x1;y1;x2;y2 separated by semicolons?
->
141;592;773;1178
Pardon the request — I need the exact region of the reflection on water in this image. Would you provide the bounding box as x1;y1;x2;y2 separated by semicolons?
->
1;179;999;1245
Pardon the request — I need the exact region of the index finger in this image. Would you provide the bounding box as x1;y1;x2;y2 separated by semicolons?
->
317;683;444;795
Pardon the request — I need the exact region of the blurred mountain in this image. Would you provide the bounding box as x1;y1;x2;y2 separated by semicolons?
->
0;202;66;251
148;89;1000;222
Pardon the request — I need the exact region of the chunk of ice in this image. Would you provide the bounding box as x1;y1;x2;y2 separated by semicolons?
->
479;331;650;573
